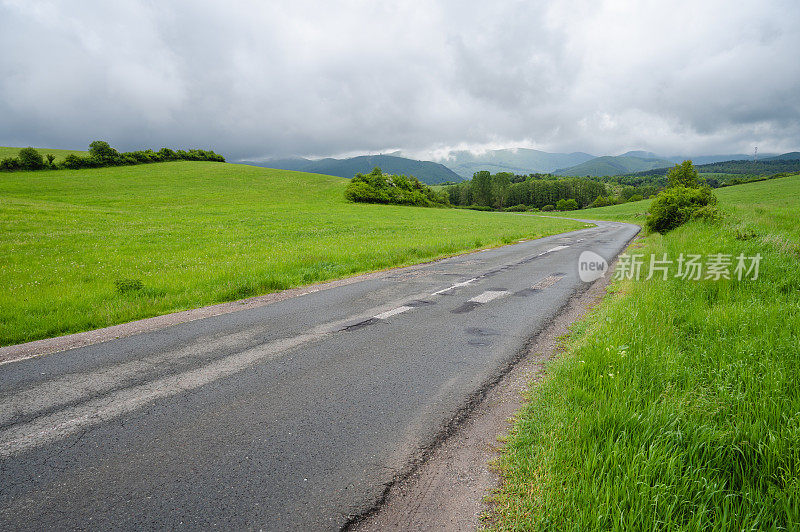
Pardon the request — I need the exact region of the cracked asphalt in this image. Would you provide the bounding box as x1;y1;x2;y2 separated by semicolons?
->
0;220;638;530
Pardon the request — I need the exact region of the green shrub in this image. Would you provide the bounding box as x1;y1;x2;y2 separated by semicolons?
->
667;159;701;188
691;204;723;223
62;154;96;169
88;141;120;165
541;204;555;212
344;167;449;207
17;147;45;170
590;195;620;208
0;156;20;171
556;198;579;211
504;204;528;212
628;194;644;202
646;186;717;233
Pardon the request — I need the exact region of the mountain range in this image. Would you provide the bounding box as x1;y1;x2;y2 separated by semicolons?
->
242;154;462;185
421;148;595;178
551;151;781;177
242;149;795;184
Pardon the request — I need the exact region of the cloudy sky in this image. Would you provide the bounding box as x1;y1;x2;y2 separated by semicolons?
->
1;0;799;161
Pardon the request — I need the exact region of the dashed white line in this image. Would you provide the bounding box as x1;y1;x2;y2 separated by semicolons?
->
545;245;570;253
431;277;478;295
374;306;413;320
469;290;509;304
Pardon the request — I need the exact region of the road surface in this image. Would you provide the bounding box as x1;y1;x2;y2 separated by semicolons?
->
0;220;638;530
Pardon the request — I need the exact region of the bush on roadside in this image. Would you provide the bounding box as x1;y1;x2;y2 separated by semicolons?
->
504;204;528;212
646;185;717;233
541;204;555;212
691;204;723;223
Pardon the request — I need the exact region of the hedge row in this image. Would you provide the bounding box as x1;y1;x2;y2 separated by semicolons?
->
0;141;225;172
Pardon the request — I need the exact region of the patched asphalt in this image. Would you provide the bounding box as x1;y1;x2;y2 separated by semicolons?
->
0;220;638;530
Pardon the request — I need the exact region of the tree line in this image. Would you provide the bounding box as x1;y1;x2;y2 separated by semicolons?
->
443;171;610;211
0;141;225;172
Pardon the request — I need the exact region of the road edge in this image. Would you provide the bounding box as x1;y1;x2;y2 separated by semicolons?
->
345;223;640;530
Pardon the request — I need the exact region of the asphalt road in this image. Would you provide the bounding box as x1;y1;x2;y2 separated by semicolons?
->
0;220;638;530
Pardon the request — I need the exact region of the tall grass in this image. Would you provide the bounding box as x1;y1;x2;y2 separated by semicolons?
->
492;175;800;530
0;161;582;346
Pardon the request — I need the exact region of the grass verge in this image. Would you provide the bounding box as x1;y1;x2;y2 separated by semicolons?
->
0;161;584;346
491;175;800;529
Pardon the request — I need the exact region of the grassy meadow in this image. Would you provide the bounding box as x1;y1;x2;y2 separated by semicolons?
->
492;175;800;529
0;146;88;163
0;161;583;346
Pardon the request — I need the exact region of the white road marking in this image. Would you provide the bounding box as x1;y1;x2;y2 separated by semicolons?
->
431;277;478;295
374;306;413;320
469;290;509;304
545;245;570;253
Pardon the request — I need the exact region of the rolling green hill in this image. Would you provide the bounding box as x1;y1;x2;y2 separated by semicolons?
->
0;161;582;346
0;146;88;163
555;154;675;176
244;154;463;184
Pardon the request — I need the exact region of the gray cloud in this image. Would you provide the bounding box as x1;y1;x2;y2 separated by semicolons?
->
1;0;798;160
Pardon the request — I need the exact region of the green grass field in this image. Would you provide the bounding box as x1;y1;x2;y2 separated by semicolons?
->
0;161;583;346
492;175;800;529
0;146;88;163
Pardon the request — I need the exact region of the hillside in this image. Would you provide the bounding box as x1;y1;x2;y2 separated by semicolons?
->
555;154;674;176
0;161;581;345
495;174;800;529
0;146;88;163
765;151;800;160
436;148;595;177
628;153;800;178
243;154;463;184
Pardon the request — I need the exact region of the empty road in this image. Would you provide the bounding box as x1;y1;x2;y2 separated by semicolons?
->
0;220;638;530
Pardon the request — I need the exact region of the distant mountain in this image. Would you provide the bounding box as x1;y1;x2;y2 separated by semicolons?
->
764;152;800;161
555;155;675;177
431;148;595;178
241;154;463;185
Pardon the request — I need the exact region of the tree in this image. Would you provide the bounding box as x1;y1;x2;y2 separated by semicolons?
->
667;160;700;188
490;172;511;209
471;171;492;207
89;141;119;164
17;147;44;170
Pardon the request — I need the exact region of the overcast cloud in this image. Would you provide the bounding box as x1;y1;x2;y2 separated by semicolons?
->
1;0;798;160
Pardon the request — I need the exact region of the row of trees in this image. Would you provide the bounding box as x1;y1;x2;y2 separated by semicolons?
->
0;141;225;172
444;171;609;211
345;167;450;207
